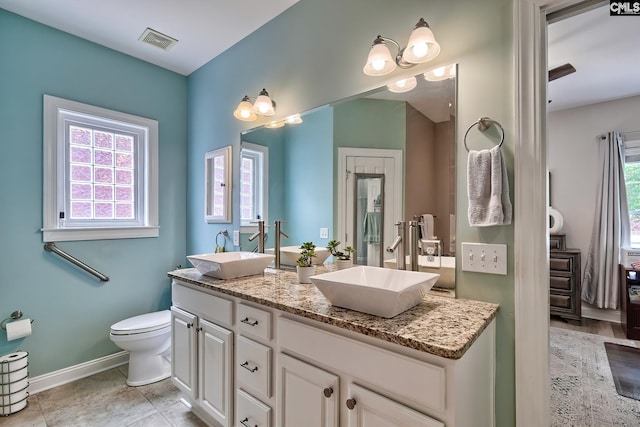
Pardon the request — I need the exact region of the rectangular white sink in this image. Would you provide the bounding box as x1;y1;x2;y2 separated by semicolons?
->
187;252;275;279
309;266;440;318
265;246;331;266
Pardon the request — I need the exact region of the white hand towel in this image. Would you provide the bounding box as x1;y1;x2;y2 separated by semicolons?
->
467;145;512;226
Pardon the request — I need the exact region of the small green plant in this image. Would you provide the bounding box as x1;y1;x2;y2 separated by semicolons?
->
326;240;356;260
296;241;317;267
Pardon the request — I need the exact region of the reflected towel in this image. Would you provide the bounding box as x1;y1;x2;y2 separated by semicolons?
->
467;145;512;226
363;211;381;243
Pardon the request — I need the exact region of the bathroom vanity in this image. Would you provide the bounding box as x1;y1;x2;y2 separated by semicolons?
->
168;267;498;427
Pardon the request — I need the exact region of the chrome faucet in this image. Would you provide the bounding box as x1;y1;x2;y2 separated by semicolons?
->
386;221;406;270
248;220;266;253
408;220;420;271
274;220;289;269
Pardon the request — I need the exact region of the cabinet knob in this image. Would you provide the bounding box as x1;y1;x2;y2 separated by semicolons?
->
323;387;333;398
346;398;357;410
186;323;193;329
196;327;203;332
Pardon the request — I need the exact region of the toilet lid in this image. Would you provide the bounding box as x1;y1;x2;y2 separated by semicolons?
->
110;310;171;335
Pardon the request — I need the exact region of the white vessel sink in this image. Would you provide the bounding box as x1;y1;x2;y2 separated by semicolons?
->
384;255;455;289
310;266;439;318
187;252;275;279
265;246;331;266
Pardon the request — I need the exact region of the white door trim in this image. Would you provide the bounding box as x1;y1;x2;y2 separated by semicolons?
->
337;148;403;248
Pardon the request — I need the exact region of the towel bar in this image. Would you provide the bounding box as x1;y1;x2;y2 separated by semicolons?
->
464;117;504;152
44;242;109;282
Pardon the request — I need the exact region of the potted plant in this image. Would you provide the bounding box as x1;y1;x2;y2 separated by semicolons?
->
326;240;356;270
296;241;317;284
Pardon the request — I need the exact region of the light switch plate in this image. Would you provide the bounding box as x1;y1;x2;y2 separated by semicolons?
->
461;242;507;275
233;230;240;246
320;228;329;239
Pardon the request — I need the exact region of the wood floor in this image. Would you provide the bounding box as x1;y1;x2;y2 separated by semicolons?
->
550;315;640;347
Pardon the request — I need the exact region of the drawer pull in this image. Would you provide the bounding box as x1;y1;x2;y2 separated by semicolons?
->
240;417;258;427
346;398;357;410
323;387;333;398
240;361;259;373
241;317;259;326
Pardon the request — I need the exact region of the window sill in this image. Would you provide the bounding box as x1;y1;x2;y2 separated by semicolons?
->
42;226;159;242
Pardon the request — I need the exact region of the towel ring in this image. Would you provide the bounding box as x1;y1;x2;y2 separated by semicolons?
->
464;117;504;152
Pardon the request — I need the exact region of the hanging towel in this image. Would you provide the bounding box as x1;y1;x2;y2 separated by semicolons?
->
467;145;512;226
363;211;381;243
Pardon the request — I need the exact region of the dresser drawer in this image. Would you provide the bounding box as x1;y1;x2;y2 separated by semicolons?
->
237;335;272;399
237;303;272;341
172;281;233;327
237;389;271;427
550;275;572;291
550;257;573;272
550;293;572;309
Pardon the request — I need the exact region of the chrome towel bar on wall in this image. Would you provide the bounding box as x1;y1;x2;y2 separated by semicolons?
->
44;242;110;282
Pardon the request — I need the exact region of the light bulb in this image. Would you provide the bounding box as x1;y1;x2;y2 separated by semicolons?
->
433;66;445;77
372;58;386;71
240;109;251;119
411;42;429;60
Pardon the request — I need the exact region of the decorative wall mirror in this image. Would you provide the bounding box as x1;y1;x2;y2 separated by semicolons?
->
205;145;232;223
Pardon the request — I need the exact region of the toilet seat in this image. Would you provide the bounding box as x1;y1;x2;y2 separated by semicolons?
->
110;310;171;336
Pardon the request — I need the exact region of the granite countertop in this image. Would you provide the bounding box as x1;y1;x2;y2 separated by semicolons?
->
168;267;499;360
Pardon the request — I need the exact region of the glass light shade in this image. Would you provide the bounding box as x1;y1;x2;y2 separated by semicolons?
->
233;98;257;121
252;89;275;116
285;114;303;124
363;41;397;76
266;120;285;128
424;64;456;82
402;22;440;64
387;76;417;93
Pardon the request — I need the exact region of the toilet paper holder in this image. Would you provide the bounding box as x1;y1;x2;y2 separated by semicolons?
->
0;311;34;330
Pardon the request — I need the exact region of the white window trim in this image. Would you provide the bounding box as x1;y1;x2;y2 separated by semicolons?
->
205;146;233;223
42;95;159;242
240;142;269;233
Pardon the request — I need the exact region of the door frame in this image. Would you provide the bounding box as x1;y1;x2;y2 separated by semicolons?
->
337;148;403;251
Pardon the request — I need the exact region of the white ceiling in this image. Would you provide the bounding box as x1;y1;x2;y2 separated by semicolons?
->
547;3;640;112
0;0;298;76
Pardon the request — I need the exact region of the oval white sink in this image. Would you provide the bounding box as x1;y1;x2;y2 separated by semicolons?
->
187;252;275;279
310;266;440;318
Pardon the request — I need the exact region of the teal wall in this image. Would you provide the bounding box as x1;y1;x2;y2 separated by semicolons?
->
0;11;188;376
187;0;514;425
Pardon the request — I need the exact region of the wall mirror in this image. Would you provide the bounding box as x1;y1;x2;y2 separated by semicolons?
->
205;145;232;223
238;64;457;290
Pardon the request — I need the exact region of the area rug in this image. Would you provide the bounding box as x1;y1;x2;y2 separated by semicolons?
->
605;342;640;401
550;326;640;426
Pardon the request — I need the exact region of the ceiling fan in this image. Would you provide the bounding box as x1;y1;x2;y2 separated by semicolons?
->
548;63;576;82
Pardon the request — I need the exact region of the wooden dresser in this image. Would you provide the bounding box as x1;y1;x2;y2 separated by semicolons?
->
549;234;582;321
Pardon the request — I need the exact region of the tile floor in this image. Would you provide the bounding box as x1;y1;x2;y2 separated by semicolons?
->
1;317;635;427
0;365;206;427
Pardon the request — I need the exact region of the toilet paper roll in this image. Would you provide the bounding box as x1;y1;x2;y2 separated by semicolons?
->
549;207;564;234
0;351;28;373
5;319;32;341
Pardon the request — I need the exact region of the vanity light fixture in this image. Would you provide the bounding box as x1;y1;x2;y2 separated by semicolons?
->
423;64;456;82
363;18;440;77
387;76;417;93
233;88;276;122
264;113;303;129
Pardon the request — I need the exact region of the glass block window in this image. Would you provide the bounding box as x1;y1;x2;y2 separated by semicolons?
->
43;95;158;241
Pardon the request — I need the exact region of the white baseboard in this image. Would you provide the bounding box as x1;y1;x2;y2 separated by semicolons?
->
581;305;621;324
29;351;128;395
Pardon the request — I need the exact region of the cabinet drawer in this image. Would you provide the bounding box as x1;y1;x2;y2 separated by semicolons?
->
550;294;572;309
237;335;272;399
279;318;446;413
172;281;233;327
237;389;271;427
550;257;572;272
237;303;272;341
550;275;572;291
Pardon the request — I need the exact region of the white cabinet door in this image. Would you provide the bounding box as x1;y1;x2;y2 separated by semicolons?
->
346;384;444;427
278;353;339;427
199;318;233;427
171;306;198;399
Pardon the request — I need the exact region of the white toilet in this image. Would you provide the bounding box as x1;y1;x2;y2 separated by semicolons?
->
109;310;172;386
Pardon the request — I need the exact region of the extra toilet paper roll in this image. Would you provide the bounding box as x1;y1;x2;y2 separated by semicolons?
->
549;207;564;234
5;319;32;341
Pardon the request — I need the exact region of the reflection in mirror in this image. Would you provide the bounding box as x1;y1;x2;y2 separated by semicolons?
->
355;174;385;267
238;64;456;291
205;146;232;223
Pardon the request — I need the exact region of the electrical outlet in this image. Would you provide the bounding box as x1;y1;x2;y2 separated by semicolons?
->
233;230;240;246
320;228;329;239
461;242;507;275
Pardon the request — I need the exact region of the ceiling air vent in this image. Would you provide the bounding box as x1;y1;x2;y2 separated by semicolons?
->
139;28;178;51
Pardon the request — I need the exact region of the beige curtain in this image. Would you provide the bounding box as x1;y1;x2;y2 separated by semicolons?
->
582;131;630;309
